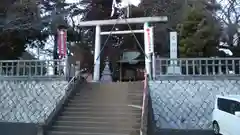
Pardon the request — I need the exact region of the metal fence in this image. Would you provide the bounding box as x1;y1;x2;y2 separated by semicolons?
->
154;57;240;77
0;59;79;79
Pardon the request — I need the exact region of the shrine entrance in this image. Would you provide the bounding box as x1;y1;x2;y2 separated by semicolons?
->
77;16;168;82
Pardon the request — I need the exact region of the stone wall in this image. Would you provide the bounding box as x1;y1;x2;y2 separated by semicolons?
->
0;80;68;123
149;79;240;129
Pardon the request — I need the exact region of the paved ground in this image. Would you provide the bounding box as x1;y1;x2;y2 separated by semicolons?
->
156;129;214;135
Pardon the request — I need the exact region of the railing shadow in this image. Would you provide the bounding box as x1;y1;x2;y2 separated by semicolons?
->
141;73;158;135
147;93;156;135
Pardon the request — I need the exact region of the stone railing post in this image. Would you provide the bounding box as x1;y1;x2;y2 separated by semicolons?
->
75;61;80;76
37;126;43;135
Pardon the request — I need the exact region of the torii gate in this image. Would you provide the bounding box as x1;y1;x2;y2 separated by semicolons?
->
78;16;168;81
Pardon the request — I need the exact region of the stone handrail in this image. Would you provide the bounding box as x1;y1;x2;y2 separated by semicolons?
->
154;57;240;77
0;59;76;79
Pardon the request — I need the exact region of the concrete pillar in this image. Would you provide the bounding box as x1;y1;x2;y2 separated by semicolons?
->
93;25;101;81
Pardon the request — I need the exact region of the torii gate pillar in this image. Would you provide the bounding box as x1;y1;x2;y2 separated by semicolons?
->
93;25;101;81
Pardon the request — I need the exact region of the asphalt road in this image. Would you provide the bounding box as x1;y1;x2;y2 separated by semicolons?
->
156;129;214;135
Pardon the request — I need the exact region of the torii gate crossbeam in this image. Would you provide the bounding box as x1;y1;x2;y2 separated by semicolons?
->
78;16;168;81
78;16;167;26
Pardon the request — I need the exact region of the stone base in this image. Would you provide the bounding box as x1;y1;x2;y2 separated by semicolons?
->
100;75;112;82
91;80;98;82
167;66;181;75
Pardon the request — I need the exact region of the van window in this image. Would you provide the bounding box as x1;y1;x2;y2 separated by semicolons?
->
218;98;240;114
237;101;240;111
230;101;240;114
217;98;231;113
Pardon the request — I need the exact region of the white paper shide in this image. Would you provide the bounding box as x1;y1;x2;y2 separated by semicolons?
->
111;0;142;17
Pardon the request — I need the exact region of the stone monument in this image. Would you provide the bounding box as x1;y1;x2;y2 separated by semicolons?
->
100;57;113;82
167;32;181;74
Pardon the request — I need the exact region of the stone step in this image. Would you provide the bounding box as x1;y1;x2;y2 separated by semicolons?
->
60;111;141;117
67;98;142;104
53;121;141;129
74;92;143;97
68;98;142;104
65;103;142;109
74;89;142;94
78;86;143;91
46;82;144;135
47;131;130;135
51;126;139;134
71;94;143;99
83;81;143;86
57;115;141;122
78;84;143;91
75;92;143;99
67;99;142;105
79;88;141;92
74;93;143;98
66;103;142;108
63;107;142;113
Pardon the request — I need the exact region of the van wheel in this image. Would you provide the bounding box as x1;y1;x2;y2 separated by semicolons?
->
213;121;220;135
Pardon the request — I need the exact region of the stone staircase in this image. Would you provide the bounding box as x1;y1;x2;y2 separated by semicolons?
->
46;81;144;135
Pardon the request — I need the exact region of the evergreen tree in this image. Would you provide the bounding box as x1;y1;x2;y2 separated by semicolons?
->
0;0;44;60
177;6;221;57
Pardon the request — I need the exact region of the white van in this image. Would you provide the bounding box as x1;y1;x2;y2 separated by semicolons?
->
212;95;240;135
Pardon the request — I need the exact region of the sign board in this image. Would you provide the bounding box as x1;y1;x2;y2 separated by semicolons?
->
145;27;154;54
170;32;177;59
57;29;67;59
167;32;181;74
